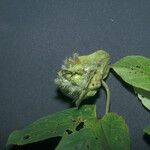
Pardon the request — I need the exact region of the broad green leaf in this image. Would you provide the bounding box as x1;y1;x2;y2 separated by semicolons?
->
56;113;130;150
7;105;130;150
112;56;150;91
134;88;150;110
7;105;95;146
144;125;150;135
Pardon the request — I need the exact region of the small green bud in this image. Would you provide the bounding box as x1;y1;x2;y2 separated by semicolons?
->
55;50;110;106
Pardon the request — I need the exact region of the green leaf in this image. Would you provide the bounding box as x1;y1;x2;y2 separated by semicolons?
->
7;105;130;150
7;105;96;146
134;88;150;110
56;113;130;150
144;125;150;135
112;56;150;91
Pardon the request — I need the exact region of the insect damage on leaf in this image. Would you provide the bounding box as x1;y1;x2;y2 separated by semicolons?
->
111;56;150;91
55;50;110;107
56;112;130;150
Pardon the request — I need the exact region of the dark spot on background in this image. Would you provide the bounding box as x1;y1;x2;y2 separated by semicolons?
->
7;137;62;150
143;134;150;146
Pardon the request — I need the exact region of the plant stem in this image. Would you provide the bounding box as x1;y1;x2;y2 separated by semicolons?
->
75;90;86;107
102;80;110;114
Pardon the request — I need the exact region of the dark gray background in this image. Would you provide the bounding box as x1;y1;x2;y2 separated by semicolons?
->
0;0;150;149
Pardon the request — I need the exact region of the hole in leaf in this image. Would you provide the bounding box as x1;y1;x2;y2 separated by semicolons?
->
52;131;57;134
75;122;84;131
131;67;134;70
72;119;76;122
136;65;140;68
96;137;98;140
66;129;73;134
92;83;94;86
87;145;89;149
23;135;30;140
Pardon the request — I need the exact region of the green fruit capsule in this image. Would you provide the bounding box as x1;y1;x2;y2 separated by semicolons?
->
55;50;110;107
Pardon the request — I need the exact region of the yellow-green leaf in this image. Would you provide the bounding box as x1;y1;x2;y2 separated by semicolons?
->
135;88;150;110
112;56;150;91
